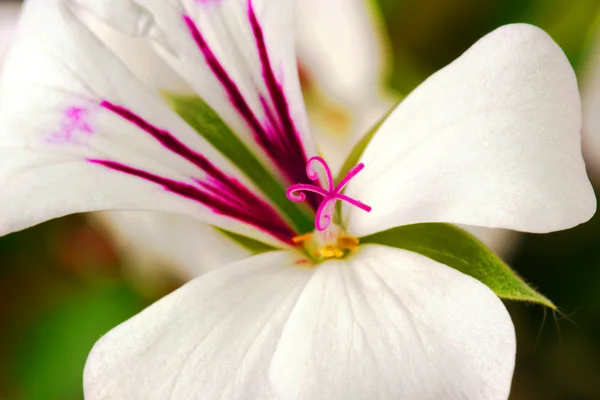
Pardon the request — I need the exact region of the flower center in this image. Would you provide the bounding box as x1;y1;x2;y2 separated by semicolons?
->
292;223;360;263
287;157;369;265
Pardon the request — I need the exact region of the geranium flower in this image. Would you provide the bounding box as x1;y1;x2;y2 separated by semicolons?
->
0;0;595;399
96;0;397;280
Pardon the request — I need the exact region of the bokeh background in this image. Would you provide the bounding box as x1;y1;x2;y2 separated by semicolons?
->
2;0;600;398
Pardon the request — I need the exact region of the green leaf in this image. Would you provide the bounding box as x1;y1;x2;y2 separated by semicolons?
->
337;107;391;182
361;223;555;309
335;105;396;222
215;227;278;254
164;93;314;234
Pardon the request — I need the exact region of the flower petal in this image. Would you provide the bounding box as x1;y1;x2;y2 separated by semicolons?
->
75;0;319;195
344;24;595;237
76;8;193;95
295;0;388;107
296;0;394;174
84;251;311;400
0;0;297;246
97;211;251;278
270;245;515;400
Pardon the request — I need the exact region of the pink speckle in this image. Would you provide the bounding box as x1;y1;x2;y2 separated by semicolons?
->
66;107;93;131
47;106;94;144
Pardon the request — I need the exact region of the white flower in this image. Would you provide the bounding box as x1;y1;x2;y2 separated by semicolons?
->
97;0;515;282
96;0;397;280
0;0;595;399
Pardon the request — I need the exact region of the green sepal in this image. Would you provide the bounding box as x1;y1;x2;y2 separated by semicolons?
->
361;223;555;309
215;227;278;254
334;104;395;222
163;92;314;234
337;107;390;181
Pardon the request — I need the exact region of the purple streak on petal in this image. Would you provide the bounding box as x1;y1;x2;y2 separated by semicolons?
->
182;13;320;211
102;100;258;204
247;1;306;160
259;95;279;136
98;101;296;243
182;15;266;148
247;2;321;207
102;101;219;179
88;159;296;244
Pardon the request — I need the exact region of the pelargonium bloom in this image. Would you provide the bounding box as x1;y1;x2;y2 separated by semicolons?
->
97;0;396;279
0;0;595;399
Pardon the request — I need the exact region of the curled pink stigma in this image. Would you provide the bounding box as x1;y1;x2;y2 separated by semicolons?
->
286;157;371;231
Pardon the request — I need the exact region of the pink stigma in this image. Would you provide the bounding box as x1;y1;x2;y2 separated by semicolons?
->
286;157;371;231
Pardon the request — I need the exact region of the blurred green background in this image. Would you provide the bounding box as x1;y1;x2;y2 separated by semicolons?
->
2;0;600;398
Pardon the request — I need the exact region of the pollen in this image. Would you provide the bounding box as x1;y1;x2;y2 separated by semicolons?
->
315;235;360;260
292;233;313;244
293;227;360;263
317;244;345;259
337;235;360;252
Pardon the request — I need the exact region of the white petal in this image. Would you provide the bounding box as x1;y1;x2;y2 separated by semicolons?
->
295;0;388;107
84;251;311;400
307;94;395;176
76;0;318;188
295;0;395;174
344;24;595;236
270;245;515;400
76;9;193;94
97;211;251;278
0;0;296;246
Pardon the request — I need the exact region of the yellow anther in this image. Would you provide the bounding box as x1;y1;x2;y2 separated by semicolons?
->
337;236;360;252
292;226;360;264
317;244;345;259
292;233;313;244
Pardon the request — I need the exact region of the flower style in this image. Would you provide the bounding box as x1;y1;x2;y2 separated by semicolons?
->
287;156;371;231
0;0;596;399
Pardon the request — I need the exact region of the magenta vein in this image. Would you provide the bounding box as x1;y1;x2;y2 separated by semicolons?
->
94;102;296;244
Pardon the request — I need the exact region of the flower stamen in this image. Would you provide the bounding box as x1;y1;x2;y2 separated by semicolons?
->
291;221;361;263
337;235;360;252
292;233;313;244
